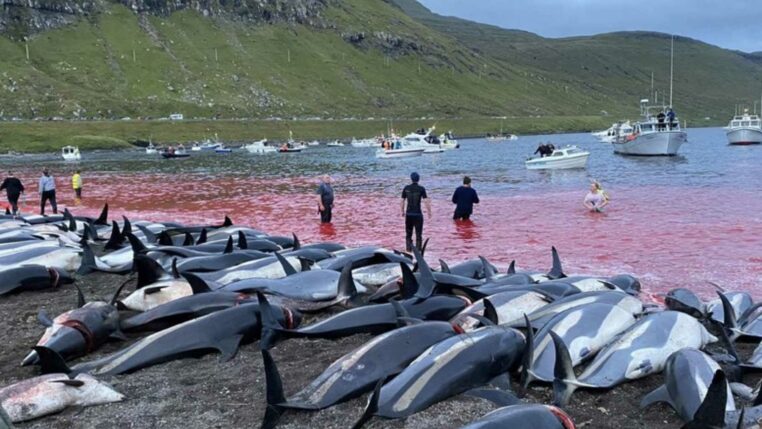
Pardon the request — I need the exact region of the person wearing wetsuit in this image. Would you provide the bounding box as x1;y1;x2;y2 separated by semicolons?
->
451;176;480;220
0;172;24;215
316;175;334;223
401;172;432;252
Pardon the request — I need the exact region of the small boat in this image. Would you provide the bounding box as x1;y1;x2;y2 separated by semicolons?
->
525;146;590;170
596;122;633;143
725;109;762;145
307;140;320;146
61;146;81;161
326;140;345;147
191;143;202;151
215;145;233;153
244;139;276;154
376;140;425;159
145;142;158;154
439;131;460;150
351;138;377;148
161;151;190;159
279;142;303;153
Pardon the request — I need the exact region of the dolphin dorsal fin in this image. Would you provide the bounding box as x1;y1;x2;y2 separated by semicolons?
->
238;231;248;250
274;252;297;276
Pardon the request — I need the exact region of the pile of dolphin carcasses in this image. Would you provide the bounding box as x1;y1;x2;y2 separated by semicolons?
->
0;205;759;429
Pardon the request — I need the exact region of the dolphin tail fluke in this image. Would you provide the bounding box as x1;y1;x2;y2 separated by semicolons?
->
77;241;98;276
136;225;157;244
197;228;207;245
223;236;234;254
182;232;194;246
34;346;72;374
182;272;213;294
274;252;297;277
520;314;535;389
399;262;419;299
134;254;168;289
292;233;300;250
548;246;565;279
351;379;382;429
126;232;149;254
640;385;673;410
337;262;358;301
257;292;284;350
238;231;248;249
681;370;728;429
550;331;578;407
412;246;434;299
95;203;109;225
104;221;123;250
121;216;132;236
261;349;286;429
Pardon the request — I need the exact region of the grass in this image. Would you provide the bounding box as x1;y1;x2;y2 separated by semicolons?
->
0;116;611;153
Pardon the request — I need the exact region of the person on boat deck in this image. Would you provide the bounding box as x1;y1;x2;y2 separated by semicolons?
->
657;111;666;130
534;143;551;157
71;170;82;203
316;175;334;224
401;172;431;252
451;176;479;221
168;146;175;155
0;171;24;215
548;143;556;152
667;108;676;127
584;181;610;213
38;169;57;215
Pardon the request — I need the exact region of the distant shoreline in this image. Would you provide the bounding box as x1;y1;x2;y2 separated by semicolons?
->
0;116;721;153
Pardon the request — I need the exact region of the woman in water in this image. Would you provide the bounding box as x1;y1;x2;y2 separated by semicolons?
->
584;181;609;212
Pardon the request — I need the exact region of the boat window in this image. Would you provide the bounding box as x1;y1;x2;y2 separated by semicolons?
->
552;151;563;157
751;121;760;127
742;121;751;127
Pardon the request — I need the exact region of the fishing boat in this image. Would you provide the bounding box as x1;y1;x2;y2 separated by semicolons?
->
612;37;687;156
244;139;276;154
725;109;762;145
145;143;158;155
376;140;425;159
326;140;345;147
525;146;590;170
61;146;81;161
598;122;633;143
401;127;453;153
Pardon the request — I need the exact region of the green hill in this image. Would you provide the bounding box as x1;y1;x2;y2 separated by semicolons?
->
1;0;761;122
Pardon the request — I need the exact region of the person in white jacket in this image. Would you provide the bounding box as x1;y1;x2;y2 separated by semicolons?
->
38;169;58;215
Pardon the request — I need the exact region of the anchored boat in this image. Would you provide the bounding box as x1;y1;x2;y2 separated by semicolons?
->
725;109;762;145
525;146;590;170
61;146;81;161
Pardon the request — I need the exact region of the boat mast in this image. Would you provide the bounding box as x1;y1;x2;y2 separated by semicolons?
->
669;35;674;108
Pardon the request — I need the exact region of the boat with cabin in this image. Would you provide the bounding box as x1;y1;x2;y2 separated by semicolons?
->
725;109;762;145
525;146;590;170
145;142;158;155
61;146;81;161
376;140;425;159
244;139;276;154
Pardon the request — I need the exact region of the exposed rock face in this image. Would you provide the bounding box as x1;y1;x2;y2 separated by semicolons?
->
0;0;329;39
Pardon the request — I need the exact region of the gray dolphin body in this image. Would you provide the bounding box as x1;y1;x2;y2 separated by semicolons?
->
216;269;363;300
175;252;268;273
261;321;459;425
665;288;705;318
318;248;411;271
459;404;575;429
553;311;718;406
37;303;271;376
452;291;551;331
0;265;73;296
0;245;81;272
518;291;643;329
195;255;304;285
524;303;636;385
641;348;735;422
352;325;526;427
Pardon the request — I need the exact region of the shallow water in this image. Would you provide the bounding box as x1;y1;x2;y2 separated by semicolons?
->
3;127;761;297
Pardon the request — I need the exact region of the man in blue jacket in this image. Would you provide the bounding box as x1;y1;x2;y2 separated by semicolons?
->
451;176;479;221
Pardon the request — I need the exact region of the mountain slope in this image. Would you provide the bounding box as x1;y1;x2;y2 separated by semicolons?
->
0;0;761;121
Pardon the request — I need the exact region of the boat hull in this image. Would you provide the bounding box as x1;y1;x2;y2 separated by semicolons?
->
161;153;190;159
525;153;589;170
613;131;686;156
376;149;424;159
726;128;762;145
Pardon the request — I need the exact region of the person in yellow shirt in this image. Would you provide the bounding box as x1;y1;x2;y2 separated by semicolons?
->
72;170;82;203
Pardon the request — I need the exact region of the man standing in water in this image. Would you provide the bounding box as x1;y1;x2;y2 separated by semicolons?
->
401;172;431;252
72;170;82;203
451;176;479;220
316;175;334;223
0;172;24;215
39;169;58;215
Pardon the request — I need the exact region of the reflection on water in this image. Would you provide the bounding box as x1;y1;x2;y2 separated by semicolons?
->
2;127;761;297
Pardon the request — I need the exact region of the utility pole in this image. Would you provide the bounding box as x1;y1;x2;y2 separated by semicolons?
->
24;38;30;61
669;35;674;108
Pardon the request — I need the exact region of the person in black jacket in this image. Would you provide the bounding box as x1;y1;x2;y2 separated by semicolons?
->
0;172;24;215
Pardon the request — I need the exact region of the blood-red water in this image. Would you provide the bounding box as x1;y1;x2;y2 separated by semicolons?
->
5;129;761;298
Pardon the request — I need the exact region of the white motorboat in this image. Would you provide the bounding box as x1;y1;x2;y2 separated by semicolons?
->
351;138;378;148
525;146;590;170
725;109;762;145
145;143;158;155
215;145;233;153
244;139;276;154
401;127;454;153
376;140;425;159
439;131;460;150
191;143;202;151
61;146;81;161
613;37;687;156
596;122;633;143
326;140;345;147
198;140;221;151
307;140;320;146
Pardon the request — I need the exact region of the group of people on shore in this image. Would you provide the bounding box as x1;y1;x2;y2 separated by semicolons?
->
0;170;83;216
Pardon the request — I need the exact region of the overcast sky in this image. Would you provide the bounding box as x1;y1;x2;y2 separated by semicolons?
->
418;0;762;53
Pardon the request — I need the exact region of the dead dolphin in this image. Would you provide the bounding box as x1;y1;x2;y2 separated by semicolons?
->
459;404;575;429
0;265;73;296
